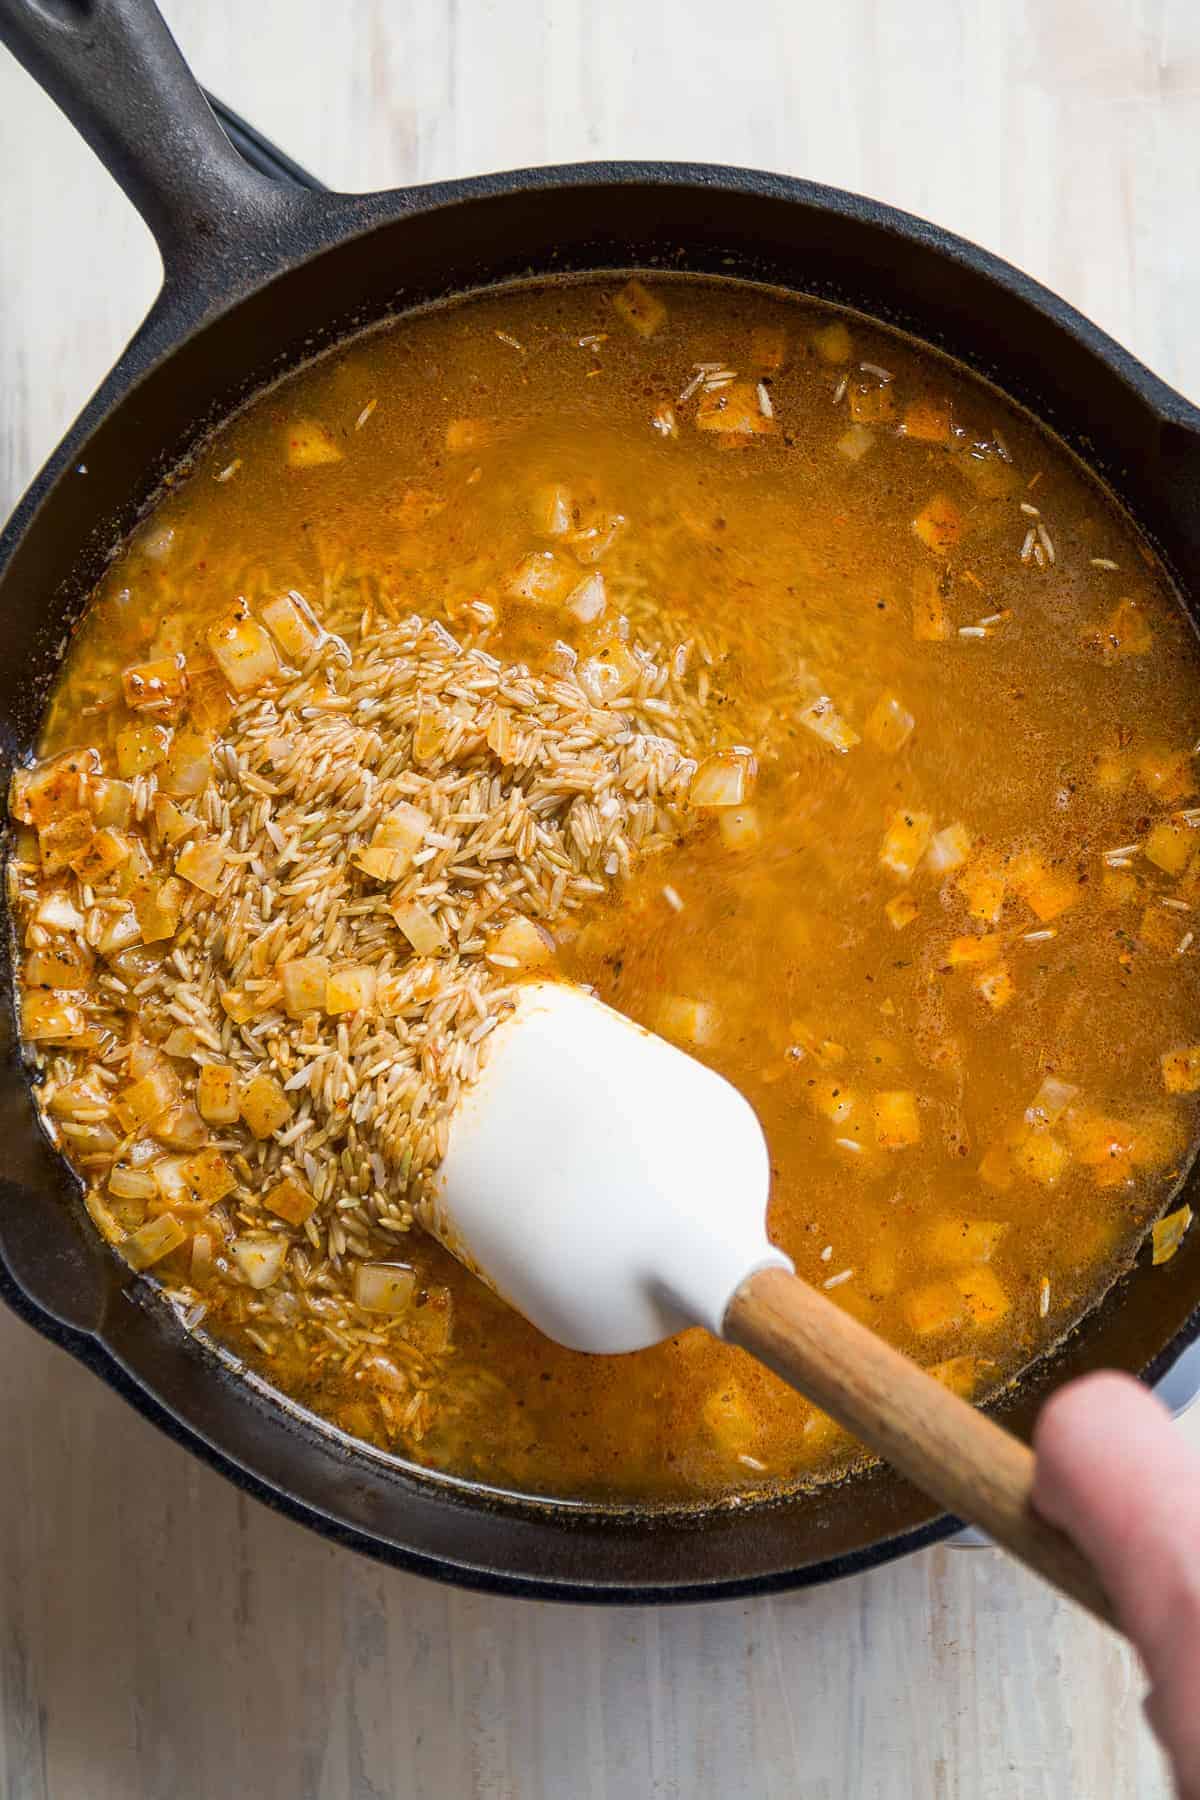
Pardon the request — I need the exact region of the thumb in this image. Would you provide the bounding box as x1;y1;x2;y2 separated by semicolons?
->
1033;1371;1200;1799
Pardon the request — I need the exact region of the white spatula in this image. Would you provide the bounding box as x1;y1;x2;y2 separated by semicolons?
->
430;980;1115;1628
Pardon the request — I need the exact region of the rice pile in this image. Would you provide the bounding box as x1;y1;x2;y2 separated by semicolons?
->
180;610;700;1269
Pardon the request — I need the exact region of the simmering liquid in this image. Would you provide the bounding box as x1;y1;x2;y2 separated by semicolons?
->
9;277;1199;1503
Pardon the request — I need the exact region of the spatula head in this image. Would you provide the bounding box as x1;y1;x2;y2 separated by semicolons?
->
428;981;791;1353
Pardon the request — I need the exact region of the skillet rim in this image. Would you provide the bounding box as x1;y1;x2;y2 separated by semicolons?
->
3;158;1200;1600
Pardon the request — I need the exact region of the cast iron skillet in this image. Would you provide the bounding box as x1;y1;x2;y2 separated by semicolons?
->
2;0;1200;1603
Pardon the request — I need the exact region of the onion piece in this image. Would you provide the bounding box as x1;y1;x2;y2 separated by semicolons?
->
121;654;188;716
657;995;719;1048
207;607;279;694
927;822;972;875
612;279;666;339
115;720;170;779
284;419;342;466
232;1235;287;1290
178;1147;236;1206
34;890;85;932
954;1265;1010;1326
873;1090;920;1150
108;1164;159;1202
531;484;575;537
176;838;226;896
799;696;860;755
259;589;324;663
239;1074;292;1140
924;1217;1008;1266
865;693;915;754
265;1177;316;1226
975;966;1015;1011
197;1062;240;1124
566;573;607;623
488;915;555;970
25;940;92;989
354;1262;416;1315
113;1063;180;1134
507;550;575;605
123;1213;187;1272
912;493;964;555
391;898;449;956
1144;817;1195;875
1024;1077;1080;1130
689;750;756;809
1161;1046;1200;1094
810;321;852;364
885;893;919;932
577;640;644;706
280;956;330;1018
880;809;933;882
1152;1205;1193;1266
326;964;377;1014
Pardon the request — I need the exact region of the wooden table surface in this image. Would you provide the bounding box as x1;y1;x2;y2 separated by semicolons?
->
2;2;1198;1794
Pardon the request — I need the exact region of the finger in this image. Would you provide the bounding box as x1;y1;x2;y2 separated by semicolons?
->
1034;1371;1200;1790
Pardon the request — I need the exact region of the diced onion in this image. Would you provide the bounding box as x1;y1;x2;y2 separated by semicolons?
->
1161;1046;1200;1094
264;1177;316;1226
836;424;875;462
122;1213;187;1272
924;1217;1008;1266
798;696;860;755
577;641;643;706
326;964;377;1014
197;1062;240;1124
657;995;719;1047
176;838;226;896
612;279;666;339
1152;1205;1193;1266
690;750;756;809
108;1164;159;1202
880;810;933;882
927;823;972;875
239;1074;292;1140
566;573;607;622
873;1090;920;1150
532;484;575;537
975;966;1015;1011
232;1234;287;1289
507;551;575;605
280;956;330;1018
811;321;852;364
391;899;449;956
488;915;555;970
865;693;915;754
912;493;963;555
207;609;278;694
259;590;324;662
284;419;342;467
354;1261;416;1315
1024;1076;1080;1130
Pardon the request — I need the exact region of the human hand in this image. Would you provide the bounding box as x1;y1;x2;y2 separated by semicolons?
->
1034;1371;1200;1800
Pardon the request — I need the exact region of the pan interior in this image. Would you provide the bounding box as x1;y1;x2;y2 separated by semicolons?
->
14;262;1200;1533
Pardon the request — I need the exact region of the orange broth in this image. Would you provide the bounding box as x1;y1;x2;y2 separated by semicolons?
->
9;277;1200;1503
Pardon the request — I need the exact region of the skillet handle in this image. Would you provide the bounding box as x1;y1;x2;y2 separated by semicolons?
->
0;0;315;281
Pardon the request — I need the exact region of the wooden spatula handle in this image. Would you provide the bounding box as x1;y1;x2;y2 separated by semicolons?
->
725;1265;1117;1630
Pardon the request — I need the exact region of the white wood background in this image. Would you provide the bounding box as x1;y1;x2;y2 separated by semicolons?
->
2;1;1199;1794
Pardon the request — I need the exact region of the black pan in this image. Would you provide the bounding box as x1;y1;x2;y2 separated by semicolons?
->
2;0;1199;1603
